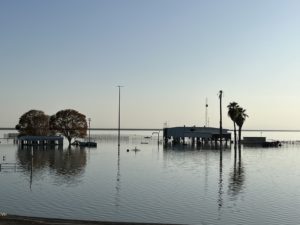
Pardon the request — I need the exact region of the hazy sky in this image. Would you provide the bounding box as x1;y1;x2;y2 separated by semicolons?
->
1;0;300;129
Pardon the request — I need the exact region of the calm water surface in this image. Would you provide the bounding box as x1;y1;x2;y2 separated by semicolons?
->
0;131;300;225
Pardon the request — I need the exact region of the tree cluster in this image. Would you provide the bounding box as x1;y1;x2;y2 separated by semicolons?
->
16;109;87;145
15;110;50;136
227;102;248;145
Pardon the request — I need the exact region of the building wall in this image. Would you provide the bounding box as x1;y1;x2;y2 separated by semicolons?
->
164;127;231;139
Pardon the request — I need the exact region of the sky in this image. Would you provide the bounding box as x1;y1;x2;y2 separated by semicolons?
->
1;0;300;129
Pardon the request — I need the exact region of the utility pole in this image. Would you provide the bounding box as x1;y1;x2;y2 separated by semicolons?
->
117;86;123;147
219;90;223;153
88;118;91;143
205;97;208;127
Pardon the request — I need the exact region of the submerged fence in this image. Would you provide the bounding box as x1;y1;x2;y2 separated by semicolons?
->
0;163;23;173
82;134;159;144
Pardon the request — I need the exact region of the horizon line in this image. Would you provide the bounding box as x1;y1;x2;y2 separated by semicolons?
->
1;127;300;132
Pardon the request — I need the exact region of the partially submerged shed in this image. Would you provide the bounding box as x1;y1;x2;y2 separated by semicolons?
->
163;126;231;145
18;136;64;146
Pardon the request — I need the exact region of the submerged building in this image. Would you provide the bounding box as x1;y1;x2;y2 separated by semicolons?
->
163;126;231;145
18;136;64;147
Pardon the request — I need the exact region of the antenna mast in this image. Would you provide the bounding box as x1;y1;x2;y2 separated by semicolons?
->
205;98;208;127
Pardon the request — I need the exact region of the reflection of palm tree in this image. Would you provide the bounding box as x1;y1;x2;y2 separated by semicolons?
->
228;157;245;198
227;102;239;145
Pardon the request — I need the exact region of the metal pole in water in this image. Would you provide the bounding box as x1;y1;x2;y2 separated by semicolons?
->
117;86;123;147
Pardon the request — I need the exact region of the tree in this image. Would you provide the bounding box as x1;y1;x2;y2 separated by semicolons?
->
235;107;248;145
227;102;239;145
49;109;87;146
16;110;50;136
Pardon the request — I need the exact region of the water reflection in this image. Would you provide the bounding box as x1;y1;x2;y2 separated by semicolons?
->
115;146;121;207
228;145;245;198
162;145;230;171
163;144;246;212
164;142;231;151
218;152;223;210
17;146;87;188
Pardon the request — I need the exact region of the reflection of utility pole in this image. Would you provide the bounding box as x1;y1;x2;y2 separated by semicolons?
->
117;86;123;147
218;153;223;212
219;90;223;154
30;148;33;191
204;151;208;194
115;146;121;207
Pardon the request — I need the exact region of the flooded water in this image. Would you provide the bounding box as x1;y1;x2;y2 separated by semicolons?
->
0;131;300;225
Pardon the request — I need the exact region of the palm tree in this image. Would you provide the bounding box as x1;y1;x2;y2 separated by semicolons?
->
227;102;239;145
235;107;248;145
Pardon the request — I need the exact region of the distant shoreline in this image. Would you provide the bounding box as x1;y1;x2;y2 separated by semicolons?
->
1;127;300;132
0;128;162;131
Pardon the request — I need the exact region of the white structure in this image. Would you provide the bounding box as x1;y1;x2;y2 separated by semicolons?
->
163;126;231;145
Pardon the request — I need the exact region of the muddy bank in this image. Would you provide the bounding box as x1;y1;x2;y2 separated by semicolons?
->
0;215;182;225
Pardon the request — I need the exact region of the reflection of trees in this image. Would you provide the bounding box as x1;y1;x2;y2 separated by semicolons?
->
16;146;87;186
228;149;245;198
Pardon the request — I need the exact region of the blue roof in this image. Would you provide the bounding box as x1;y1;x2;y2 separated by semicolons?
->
18;136;64;141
